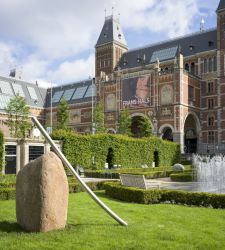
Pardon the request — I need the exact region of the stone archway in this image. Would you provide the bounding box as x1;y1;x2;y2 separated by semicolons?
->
159;124;174;142
183;113;200;153
162;128;173;141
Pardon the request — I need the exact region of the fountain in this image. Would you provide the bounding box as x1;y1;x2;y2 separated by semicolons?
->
192;154;225;193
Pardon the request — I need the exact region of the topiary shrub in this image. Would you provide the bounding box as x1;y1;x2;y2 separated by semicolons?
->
52;131;180;169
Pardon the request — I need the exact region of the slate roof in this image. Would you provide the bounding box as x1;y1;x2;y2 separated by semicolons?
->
96;15;127;48
45;79;96;107
0;75;47;111
118;28;217;70
217;0;225;11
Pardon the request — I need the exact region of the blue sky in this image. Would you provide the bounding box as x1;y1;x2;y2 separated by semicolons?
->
0;0;221;87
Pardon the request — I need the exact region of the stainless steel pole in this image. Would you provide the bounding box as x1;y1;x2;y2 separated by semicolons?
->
31;116;128;226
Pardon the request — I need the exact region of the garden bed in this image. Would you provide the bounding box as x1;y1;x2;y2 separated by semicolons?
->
104;182;225;208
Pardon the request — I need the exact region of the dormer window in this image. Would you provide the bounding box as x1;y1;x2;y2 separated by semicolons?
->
208;41;214;47
123;58;128;66
189;45;195;51
118;34;122;39
137;55;141;63
104;33;107;38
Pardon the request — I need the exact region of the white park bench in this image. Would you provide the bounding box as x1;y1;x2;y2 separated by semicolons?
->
120;174;160;190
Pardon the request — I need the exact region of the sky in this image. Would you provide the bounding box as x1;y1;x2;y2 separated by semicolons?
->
0;0;221;87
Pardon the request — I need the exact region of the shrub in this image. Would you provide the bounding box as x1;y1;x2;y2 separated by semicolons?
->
104;182;225;208
84;169;173;179
0;182;16;188
0;174;16;183
0;130;4;173
170;173;193;182
0;180;110;200
52;131;180;169
0;188;16;200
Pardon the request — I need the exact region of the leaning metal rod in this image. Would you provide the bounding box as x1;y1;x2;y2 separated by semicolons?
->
31;116;128;226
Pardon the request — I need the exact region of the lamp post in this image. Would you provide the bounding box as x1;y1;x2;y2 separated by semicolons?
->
50;82;53;133
91;76;96;135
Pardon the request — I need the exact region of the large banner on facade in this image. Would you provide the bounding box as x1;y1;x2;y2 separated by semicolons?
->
122;76;151;107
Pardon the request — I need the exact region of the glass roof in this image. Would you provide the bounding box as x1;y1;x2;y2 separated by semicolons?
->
0;94;12;109
150;46;178;63
84;85;96;98
72;86;88;100
0;81;14;96
62;88;75;101
52;90;64;103
27;86;38;100
12;83;25;97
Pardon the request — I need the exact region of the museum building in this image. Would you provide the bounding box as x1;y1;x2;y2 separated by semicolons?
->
0;0;225;173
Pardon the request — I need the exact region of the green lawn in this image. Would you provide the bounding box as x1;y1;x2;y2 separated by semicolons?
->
0;191;225;250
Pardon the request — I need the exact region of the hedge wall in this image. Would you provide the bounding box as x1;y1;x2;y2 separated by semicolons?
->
84;170;173;179
52;130;180;169
104;182;225;208
0;130;4;173
0;180;115;201
170;172;193;182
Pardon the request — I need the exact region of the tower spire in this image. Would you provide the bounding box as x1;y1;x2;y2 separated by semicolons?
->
217;0;225;12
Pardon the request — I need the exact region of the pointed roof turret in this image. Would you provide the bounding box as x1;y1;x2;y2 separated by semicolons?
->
95;15;127;48
217;0;225;12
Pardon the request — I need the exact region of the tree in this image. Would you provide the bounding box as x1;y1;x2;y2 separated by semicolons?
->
57;97;70;130
118;108;132;136
94;102;106;133
138;115;153;138
6;93;31;139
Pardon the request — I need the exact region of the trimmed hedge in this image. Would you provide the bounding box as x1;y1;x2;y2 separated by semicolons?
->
170;173;193;182
52;130;180;169
0;180;114;200
0;174;16;183
104;182;225;208
0;188;16;200
84;170;173;179
0;130;4;173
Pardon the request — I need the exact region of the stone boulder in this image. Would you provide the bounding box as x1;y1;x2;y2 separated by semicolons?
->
172;163;185;172
16;152;68;232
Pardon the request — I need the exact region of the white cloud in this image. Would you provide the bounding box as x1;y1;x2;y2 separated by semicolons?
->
0;0;218;85
47;54;95;84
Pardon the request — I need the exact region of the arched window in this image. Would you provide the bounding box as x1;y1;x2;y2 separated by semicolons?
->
191;62;195;74
208;58;212;72
185;63;189;71
204;59;207;73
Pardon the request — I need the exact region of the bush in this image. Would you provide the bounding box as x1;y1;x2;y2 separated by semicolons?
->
0;179;110;200
0;174;16;183
0;182;16;188
0;188;16;200
69;180;113;193
52;131;180;169
104;182;225;208
84;169;173;179
0;130;4;173
170;173;193;182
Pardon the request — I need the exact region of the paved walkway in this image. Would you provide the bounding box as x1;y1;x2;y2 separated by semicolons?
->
81;177;200;192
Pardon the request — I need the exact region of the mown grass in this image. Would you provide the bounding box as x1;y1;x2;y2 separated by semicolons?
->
0;191;225;250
